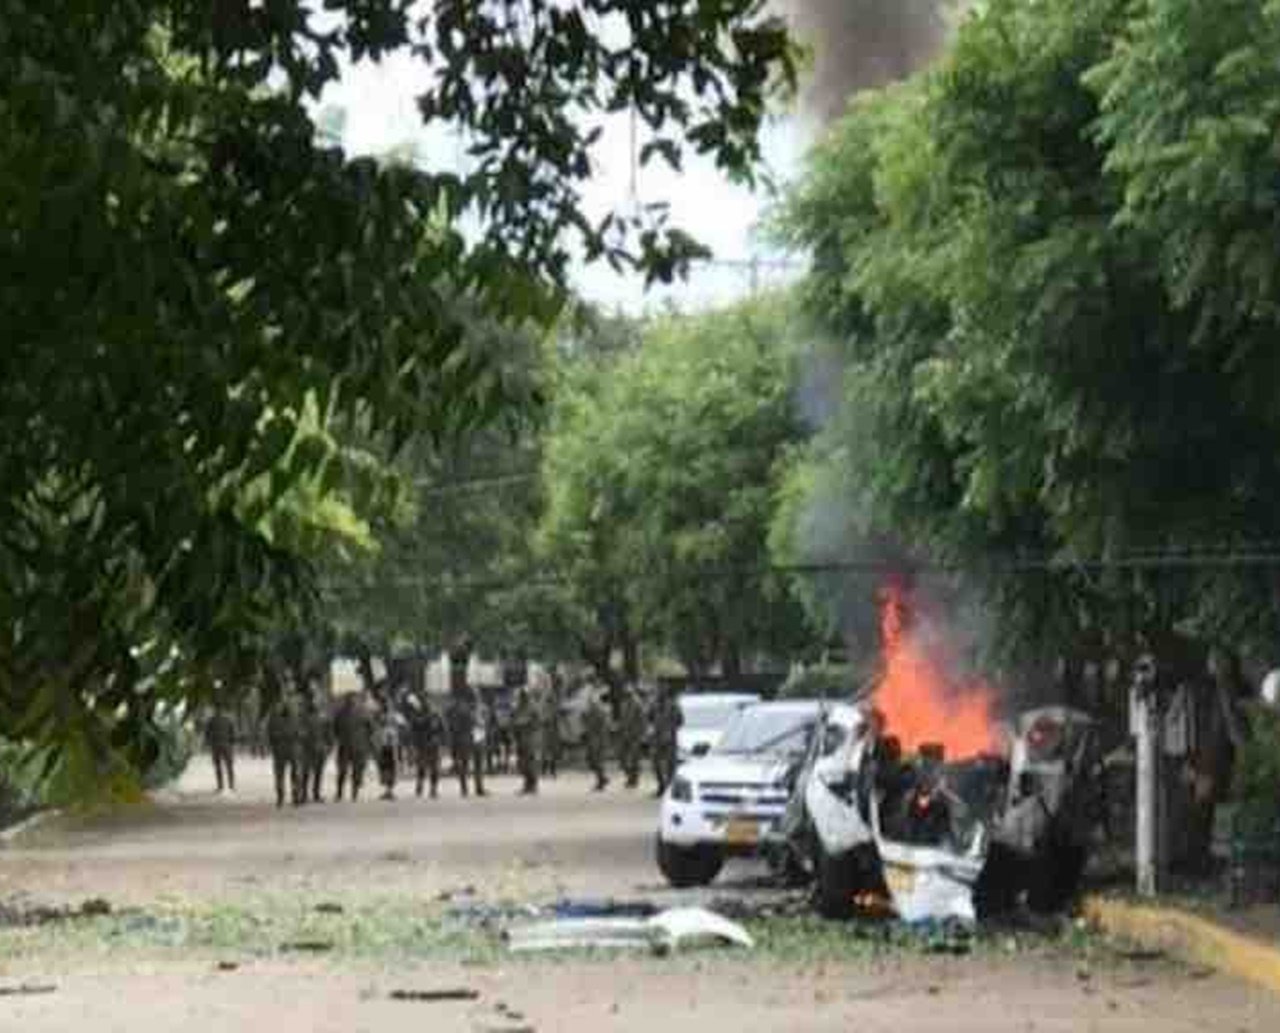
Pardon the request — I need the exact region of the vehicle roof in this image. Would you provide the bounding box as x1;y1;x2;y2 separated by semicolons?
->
736;699;825;717
678;692;760;707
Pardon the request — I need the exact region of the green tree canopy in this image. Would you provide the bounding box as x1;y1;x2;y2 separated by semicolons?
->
0;0;797;794
540;296;813;680
774;0;1280;700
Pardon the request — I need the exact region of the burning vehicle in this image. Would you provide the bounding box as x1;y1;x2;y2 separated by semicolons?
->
771;584;1105;924
777;702;1102;923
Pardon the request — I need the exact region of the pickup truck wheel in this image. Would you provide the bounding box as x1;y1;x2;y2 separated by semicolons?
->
656;837;724;888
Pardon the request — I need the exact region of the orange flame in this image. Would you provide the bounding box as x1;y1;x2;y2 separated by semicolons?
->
873;581;999;760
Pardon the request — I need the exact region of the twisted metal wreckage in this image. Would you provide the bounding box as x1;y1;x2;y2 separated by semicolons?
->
773;702;1104;925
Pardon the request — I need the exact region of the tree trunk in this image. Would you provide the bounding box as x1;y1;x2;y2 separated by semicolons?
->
721;641;743;679
622;636;640;685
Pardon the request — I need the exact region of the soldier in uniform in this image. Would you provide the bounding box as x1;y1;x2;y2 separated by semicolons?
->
512;683;542;795
541;674;562;779
374;699;404;800
205;704;237;794
333;690;374;801
617;682;645;789
582;684;611;792
265;693;302;808
407;692;445;798
483;689;503;775
447;642;487;797
298;689;332;804
651;684;683;798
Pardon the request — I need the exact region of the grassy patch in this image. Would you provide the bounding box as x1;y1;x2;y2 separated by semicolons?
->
745;913;1106;964
0;896;1112;969
0;895;501;966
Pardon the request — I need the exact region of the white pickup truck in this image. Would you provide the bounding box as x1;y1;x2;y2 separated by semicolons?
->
657;700;822;887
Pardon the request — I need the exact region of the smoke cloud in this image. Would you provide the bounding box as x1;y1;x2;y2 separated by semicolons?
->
781;1;959;125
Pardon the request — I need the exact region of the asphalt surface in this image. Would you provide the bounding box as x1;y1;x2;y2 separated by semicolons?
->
2;756;1279;1031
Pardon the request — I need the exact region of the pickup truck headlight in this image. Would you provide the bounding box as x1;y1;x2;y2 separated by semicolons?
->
671;776;693;802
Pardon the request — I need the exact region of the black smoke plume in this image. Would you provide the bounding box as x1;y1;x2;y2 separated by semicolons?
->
782;1;958;124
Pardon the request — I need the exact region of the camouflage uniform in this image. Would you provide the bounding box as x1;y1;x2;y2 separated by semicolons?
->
454;647;489;797
333;692;374;801
617;684;646;789
205;707;236;793
297;694;332;803
582;687;611;792
265;697;302;808
374;704;403;800
484;691;504;775
512;684;542;795
407;694;445;798
447;685;486;797
651;687;683;797
541;679;562;778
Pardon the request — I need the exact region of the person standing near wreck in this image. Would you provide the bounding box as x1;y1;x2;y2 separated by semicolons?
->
583;684;611;792
406;690;445;798
333;690;374;802
512;681;542;795
447;641;488;798
204;703;237;795
651;684;682;798
617;682;646;789
541;671;563;779
265;692;302;808
299;688;332;804
373;699;404;800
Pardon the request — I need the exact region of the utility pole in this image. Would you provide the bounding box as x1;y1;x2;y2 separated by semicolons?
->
1132;653;1164;897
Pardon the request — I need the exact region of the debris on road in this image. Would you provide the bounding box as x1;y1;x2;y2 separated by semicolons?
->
552;898;657;919
0;983;57;996
506;905;753;954
445;899;543;934
1116;946;1166;963
0;896;113;927
279;939;334;953
651;907;755;949
389;988;480;1002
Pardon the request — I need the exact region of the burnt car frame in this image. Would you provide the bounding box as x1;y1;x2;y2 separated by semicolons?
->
772;703;1104;923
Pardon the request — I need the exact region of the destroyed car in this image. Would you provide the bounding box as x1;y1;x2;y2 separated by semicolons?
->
778;704;1103;923
656;700;822;887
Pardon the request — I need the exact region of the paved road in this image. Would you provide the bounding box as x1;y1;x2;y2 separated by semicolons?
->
2;755;681;904
4;755;1280;1031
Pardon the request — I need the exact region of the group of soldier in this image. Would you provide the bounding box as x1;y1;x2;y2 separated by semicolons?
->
204;659;685;807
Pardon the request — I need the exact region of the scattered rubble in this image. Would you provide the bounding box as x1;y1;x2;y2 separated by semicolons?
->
0;983;57;997
279;939;334;953
0;897;113;927
389;987;480;1002
506;905;754;954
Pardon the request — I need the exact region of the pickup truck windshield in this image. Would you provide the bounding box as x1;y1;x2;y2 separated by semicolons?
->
716;708;816;756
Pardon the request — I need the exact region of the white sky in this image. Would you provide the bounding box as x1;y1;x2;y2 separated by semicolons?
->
317;51;806;314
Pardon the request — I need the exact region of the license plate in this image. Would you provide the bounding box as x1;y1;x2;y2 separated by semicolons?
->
725;817;759;846
883;864;916;898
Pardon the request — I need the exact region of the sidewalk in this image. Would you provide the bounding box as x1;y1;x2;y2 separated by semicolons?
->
1083;894;1280;996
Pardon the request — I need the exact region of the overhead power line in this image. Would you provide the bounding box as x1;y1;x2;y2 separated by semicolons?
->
322;547;1280;596
410;471;539;494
